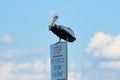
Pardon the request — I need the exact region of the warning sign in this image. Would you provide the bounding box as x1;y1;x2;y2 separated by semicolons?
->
50;42;67;80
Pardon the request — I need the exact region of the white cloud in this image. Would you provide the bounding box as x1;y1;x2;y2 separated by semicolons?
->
69;72;82;80
0;48;46;58
0;35;12;43
0;59;83;80
45;58;50;72
33;60;45;73
68;63;82;80
0;61;14;80
0;59;50;80
1;59;120;80
98;61;120;69
86;32;120;59
81;71;120;80
16;63;32;69
0;49;27;58
69;62;78;71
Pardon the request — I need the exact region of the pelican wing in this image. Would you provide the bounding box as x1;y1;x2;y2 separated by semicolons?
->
59;25;75;38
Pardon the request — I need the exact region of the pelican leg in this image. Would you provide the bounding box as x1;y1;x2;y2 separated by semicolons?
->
55;38;61;44
59;38;61;42
66;37;68;42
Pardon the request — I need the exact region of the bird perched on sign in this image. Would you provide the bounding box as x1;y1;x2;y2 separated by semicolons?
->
49;15;76;43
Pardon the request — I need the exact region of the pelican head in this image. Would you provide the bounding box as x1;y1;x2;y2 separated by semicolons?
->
49;15;58;30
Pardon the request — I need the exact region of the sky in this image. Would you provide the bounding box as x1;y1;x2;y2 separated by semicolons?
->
0;0;120;80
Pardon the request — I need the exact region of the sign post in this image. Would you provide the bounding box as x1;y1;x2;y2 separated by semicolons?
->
50;42;68;80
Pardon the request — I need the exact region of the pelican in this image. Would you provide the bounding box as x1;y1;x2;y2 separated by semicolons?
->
49;15;76;43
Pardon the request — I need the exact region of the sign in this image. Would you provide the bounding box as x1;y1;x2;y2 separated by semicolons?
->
50;42;67;80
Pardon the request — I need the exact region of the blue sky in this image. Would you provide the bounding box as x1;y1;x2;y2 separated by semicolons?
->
0;0;120;80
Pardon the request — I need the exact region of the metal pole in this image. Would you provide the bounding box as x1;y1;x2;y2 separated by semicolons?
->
66;38;68;80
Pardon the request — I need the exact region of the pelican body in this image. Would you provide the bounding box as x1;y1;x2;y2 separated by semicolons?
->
49;24;76;42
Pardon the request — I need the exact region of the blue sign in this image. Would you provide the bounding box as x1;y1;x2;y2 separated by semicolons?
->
50;42;67;80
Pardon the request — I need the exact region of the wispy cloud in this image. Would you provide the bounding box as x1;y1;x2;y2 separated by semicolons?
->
81;70;120;80
86;32;120;59
68;62;82;80
0;35;12;43
69;72;82;80
0;48;47;59
98;61;120;69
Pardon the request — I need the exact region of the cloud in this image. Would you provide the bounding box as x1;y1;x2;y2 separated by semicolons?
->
81;70;120;80
0;61;14;80
69;72;82;80
0;59;50;80
0;35;12;43
68;62;82;80
0;59;83;80
98;61;120;69
86;32;120;59
33;60;45;73
1;59;120;80
0;48;47;58
68;62;120;80
16;63;32;70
